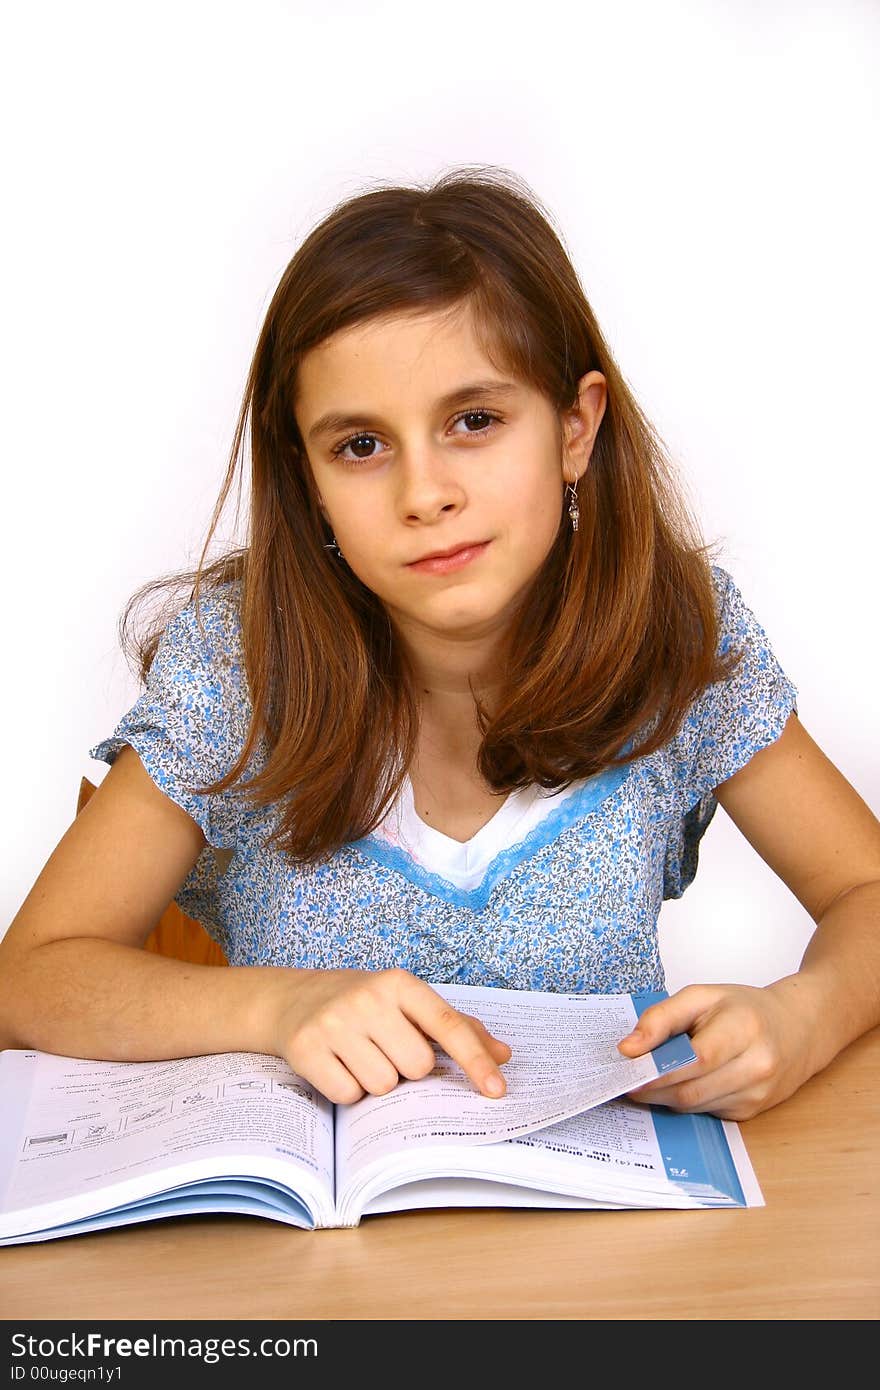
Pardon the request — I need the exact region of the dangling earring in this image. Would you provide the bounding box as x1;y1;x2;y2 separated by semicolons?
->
566;481;580;533
318;500;345;560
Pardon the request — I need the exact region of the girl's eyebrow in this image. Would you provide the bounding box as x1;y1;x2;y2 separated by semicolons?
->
306;379;521;443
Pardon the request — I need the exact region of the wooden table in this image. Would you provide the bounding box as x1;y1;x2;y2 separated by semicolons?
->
1;1028;878;1321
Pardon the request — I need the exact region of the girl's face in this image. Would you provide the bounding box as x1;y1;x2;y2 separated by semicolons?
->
295;301;605;676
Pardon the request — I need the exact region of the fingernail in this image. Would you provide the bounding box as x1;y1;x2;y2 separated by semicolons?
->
484;1074;505;1097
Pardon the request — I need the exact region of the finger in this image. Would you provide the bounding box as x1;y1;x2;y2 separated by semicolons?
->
459;1012;513;1060
617;985;723;1057
627;1054;751;1112
362;1010;511;1088
628;1013;751;1099
287;1049;367;1107
367;1015;442;1082
627;1054;706;1096
413;992;508;1097
408;1014;512;1065
332;1033;404;1098
632;1085;759;1121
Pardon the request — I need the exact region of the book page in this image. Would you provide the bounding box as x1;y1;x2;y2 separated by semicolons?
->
0;1049;334;1226
360;1100;686;1216
348;1100;760;1221
336;984;693;1184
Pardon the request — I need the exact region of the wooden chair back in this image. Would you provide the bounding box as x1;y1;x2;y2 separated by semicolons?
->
77;776;229;967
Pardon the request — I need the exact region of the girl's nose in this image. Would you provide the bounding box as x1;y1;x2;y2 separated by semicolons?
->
395;441;467;519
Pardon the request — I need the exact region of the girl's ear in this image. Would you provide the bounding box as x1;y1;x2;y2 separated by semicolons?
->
562;370;607;480
561;410;593;488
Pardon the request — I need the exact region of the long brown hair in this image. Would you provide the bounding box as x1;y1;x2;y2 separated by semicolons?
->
119;164;741;865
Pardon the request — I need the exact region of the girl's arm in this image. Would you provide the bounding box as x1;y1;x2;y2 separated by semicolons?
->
0;745;510;1101
619;712;880;1119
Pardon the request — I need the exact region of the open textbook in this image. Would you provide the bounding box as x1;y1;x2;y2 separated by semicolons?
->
0;983;763;1243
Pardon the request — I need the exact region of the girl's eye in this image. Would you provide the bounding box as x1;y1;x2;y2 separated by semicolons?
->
450;408;500;437
330;409;502;465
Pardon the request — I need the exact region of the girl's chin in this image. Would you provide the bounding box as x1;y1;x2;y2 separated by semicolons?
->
416;598;515;637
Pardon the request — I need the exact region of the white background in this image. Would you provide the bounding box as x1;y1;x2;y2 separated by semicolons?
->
2;0;877;991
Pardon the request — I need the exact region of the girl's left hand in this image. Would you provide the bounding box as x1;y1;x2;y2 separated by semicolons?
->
618;979;822;1121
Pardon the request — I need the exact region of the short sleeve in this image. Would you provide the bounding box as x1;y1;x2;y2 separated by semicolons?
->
662;564;799;899
88;583;250;851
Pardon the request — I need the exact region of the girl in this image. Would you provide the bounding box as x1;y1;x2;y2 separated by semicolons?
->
1;167;878;1121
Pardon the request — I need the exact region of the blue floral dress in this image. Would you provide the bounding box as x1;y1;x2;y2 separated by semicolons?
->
89;565;798;994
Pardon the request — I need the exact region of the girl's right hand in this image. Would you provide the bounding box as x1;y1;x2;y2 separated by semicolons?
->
266;967;512;1104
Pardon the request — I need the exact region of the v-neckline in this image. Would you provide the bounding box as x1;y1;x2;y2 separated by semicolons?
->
402;773;521;853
